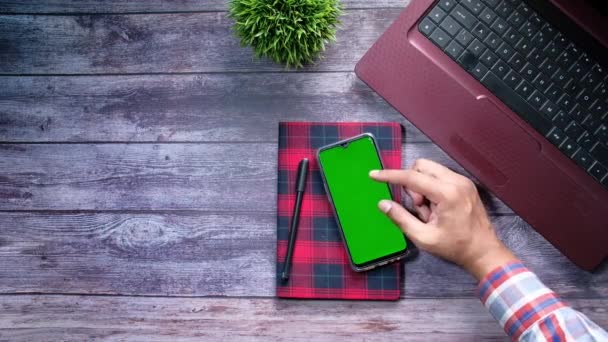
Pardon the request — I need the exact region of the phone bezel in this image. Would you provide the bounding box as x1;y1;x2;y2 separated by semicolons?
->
317;133;412;272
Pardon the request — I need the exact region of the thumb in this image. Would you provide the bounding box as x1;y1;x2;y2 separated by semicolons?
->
378;200;434;248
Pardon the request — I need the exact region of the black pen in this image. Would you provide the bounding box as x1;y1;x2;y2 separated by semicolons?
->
281;158;309;282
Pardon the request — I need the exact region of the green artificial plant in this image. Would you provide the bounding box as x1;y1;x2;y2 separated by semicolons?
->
229;0;342;68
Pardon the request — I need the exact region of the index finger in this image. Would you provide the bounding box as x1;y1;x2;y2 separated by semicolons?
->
412;158;461;182
370;169;445;202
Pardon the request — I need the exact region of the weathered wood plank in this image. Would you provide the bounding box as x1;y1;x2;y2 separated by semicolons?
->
0;0;411;13
1;296;606;341
0;9;398;74
0;143;512;213
0;73;428;143
0;297;502;341
1;212;605;297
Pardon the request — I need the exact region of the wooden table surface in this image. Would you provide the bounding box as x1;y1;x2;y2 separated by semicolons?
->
0;1;606;340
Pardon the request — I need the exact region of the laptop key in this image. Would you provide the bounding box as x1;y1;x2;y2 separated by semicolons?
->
583;115;602;133
429;27;450;48
539;59;557;76
576;90;595;109
502;27;521;46
519;21;535;39
467;39;486;57
596;125;608;145
594;82;607;98
428;6;447;23
532;73;550;89
451;5;477;29
440;16;463;36
590;144;608;165
458;50;478;70
455;29;474;46
530;31;549;47
480;50;498;67
516;80;534;99
445;41;465;59
484;32;502;50
578;130;598;150
568;104;585;121
490;17;508;35
556;50;575;69
529;13;543;28
545;84;561;103
552;110;570;130
573;149;594;170
589;162;608;182
539;101;558;119
557;93;575;113
481;72;553;135
521;63;540;83
559;139;579;157
418;18;437;36
504;70;522;88
491;60;510;78
527;49;545;68
470;62;489;80
590;102;606;120
479;8;497;26
461;0;484;14
544;41;560;59
495;1;513;18
507;52;525;71
472;22;490;40
568;61;590;80
529;90;547;111
497;42;514;60
565;121;585;140
507;11;524;28
514;38;533;56
438;0;457;12
541;22;556;37
582;69;601;88
546;128;567;147
552;69;571;88
564;79;582;97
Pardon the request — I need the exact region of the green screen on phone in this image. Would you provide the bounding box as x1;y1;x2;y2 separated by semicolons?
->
318;135;407;266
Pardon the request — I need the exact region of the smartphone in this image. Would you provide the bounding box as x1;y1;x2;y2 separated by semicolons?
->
317;133;411;272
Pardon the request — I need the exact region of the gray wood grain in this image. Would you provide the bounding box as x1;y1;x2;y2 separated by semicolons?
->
0;0;411;13
0;73;428;143
1;296;606;341
0;143;512;213
1;212;605;297
0;296;504;341
0;9;398;74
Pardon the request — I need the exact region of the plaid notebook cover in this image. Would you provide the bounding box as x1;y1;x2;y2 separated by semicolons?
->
276;122;403;300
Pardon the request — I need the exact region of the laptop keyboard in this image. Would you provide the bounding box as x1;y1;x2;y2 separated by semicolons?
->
418;0;608;189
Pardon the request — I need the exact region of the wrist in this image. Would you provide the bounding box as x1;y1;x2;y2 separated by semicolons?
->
465;244;518;281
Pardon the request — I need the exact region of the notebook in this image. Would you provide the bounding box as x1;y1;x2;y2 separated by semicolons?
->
276;122;404;300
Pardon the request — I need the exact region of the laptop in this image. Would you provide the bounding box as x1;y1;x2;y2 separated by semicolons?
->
356;0;607;271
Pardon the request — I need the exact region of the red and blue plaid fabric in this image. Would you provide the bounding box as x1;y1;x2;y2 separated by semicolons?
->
276;122;403;300
477;261;608;341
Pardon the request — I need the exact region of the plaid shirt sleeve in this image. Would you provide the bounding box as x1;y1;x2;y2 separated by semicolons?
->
477;261;608;341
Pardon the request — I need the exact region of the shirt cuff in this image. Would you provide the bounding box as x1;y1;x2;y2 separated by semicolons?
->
476;261;565;340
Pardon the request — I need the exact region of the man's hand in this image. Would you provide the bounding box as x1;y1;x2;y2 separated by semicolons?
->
370;159;517;281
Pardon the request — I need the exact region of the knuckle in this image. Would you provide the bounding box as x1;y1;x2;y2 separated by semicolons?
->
442;184;460;201
412;158;427;170
462;179;477;195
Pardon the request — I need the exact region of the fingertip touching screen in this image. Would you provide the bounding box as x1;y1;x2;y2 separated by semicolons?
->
318;135;407;266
